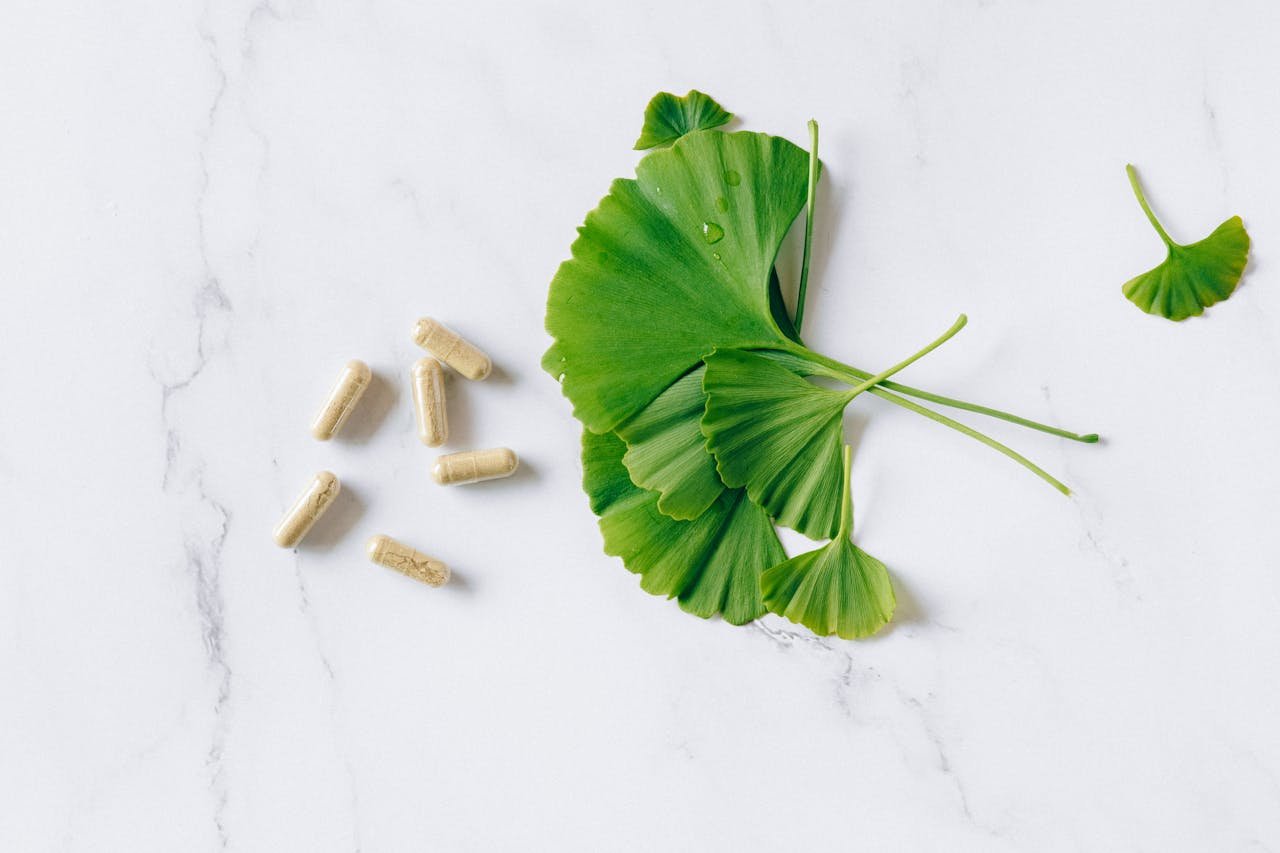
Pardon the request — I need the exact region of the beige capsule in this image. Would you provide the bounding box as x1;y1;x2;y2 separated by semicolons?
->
411;357;448;447
366;534;450;586
432;447;519;485
310;359;371;440
412;317;491;380
273;471;340;548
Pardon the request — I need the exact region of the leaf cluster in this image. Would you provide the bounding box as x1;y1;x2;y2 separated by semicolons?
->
546;91;1097;639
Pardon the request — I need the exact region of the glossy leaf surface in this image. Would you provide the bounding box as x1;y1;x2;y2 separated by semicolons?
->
544;129;808;433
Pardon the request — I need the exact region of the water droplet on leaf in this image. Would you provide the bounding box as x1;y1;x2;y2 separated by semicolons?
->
702;222;724;244
725;170;740;186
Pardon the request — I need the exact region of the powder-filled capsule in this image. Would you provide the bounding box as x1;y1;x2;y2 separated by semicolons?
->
411;357;448;447
432;447;519;485
412;317;491;380
310;359;371;440
273;471;340;548
366;534;450;586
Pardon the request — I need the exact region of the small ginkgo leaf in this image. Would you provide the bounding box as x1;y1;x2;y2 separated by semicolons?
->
703;316;969;539
634;90;732;150
761;446;895;639
582;429;783;625
702;348;849;540
616;365;725;521
1122;164;1251;321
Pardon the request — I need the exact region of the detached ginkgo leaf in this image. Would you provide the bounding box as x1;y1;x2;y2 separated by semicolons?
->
1122;164;1251;321
545;129;809;433
615;366;725;521
633;90;732;150
582;430;783;625
761;446;895;640
702;349;848;540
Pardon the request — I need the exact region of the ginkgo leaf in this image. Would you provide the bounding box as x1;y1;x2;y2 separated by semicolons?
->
633;90;732;150
703;316;969;539
582;429;783;625
702;348;848;539
615;365;725;521
544;128;809;434
761;446;895;639
1122;164;1251;321
762;540;895;640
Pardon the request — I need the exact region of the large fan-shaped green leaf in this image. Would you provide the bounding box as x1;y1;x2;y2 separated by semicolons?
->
702;349;849;540
633;90;732;150
544;129;809;434
582;430;783;625
615;365;725;520
1122;164;1251;321
761;446;895;639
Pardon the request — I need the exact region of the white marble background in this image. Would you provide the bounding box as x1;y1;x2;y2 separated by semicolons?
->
3;0;1279;850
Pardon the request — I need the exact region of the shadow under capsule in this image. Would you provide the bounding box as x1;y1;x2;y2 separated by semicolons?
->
441;565;474;596
438;369;475;446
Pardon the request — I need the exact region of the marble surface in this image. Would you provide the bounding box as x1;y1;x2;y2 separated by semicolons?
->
3;1;1280;850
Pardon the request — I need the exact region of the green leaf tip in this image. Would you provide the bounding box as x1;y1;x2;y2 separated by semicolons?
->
1123;164;1251;321
634;90;732;150
761;443;896;640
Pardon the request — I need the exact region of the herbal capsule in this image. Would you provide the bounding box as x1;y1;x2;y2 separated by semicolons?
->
412;317;491;380
273;471;340;548
366;534;450;587
432;447;519;485
411;357;448;447
310;359;371;440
